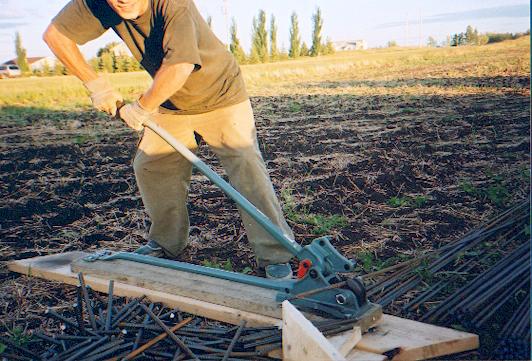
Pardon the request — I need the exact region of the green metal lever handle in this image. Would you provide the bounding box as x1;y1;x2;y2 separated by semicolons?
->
142;119;304;257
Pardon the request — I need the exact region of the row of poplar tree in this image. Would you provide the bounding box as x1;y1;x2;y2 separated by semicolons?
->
228;8;335;64
86;7;336;74
13;8;334;76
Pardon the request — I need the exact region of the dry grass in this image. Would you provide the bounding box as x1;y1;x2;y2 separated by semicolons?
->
0;37;528;109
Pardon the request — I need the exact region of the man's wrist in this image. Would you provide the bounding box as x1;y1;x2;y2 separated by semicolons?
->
84;75;112;93
138;96;158;113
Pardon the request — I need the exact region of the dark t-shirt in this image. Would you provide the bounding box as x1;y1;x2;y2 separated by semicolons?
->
53;0;248;114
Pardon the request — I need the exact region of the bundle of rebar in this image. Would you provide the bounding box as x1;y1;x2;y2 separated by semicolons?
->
419;241;529;325
361;200;530;359
492;296;531;360
365;200;529;310
1;273;270;361
0;273;361;361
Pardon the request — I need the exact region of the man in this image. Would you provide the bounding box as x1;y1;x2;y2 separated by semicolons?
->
43;0;295;279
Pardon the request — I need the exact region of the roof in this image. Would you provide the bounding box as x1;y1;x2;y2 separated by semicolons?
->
2;57;47;65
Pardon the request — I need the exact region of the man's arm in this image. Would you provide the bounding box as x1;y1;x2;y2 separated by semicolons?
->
118;62;195;131
138;63;195;112
43;23;98;82
43;23;123;116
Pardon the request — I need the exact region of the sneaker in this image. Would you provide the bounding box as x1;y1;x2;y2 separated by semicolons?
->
134;240;164;257
265;263;293;280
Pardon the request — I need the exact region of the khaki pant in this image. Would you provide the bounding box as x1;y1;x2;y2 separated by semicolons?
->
133;99;294;264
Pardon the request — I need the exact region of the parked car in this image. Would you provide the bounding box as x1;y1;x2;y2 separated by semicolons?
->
0;64;22;78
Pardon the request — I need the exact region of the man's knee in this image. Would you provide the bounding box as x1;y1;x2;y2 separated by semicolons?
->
133;151;151;176
134;151;194;184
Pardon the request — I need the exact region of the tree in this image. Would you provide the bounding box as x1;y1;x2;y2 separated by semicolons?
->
97;42;120;57
89;57;100;71
41;60;51;76
269;15;279;61
465;25;479;45
15;32;30;74
118;56;131;72
450;33;465;46
310;7;323;56
387;40;398;47
458;33;466;45
98;52;114;72
130;58;142;71
300;42;309;57
54;61;67;76
427;36;438;47
229;18;247;64
250;10;268;63
477;33;489;45
289;12;301;59
323;37;335;55
112;53;119;72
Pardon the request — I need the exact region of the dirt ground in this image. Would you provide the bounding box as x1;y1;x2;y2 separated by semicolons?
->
0;67;530;357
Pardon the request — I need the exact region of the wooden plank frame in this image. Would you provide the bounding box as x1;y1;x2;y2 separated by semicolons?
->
8;252;479;360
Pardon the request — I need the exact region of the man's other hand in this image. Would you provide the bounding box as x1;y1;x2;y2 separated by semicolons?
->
84;76;123;116
118;100;155;131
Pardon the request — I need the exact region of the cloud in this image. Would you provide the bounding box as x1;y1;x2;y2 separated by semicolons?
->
0;0;48;20
377;4;530;29
0;22;27;29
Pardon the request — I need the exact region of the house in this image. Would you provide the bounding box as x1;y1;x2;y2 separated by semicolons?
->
2;56;58;71
333;40;368;51
108;42;132;57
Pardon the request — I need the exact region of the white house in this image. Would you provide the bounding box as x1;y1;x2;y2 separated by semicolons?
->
333;40;368;51
109;43;132;57
3;56;58;71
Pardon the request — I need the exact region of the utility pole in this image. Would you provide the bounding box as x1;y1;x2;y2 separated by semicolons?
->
222;0;230;49
404;12;409;47
418;9;423;47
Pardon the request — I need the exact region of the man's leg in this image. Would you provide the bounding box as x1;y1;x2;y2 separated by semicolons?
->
193;100;294;265
133;112;197;258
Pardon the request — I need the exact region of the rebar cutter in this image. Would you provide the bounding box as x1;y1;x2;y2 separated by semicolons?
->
83;118;382;321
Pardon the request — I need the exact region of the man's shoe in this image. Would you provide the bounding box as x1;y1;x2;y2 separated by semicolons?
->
134;240;164;257
265;263;293;280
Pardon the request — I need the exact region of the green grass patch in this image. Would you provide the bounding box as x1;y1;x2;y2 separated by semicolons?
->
288;102;302;112
413;259;434;283
8;327;32;347
281;188;347;235
459;175;511;207
388;195;428;208
400;107;416;114
201;259;253;274
354;251;412;273
201;259;234;272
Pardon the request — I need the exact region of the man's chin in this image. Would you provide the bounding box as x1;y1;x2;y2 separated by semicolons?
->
118;11;140;20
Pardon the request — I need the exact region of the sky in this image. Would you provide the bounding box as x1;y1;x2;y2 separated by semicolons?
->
0;0;529;62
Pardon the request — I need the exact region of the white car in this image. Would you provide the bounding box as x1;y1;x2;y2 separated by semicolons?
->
0;64;22;78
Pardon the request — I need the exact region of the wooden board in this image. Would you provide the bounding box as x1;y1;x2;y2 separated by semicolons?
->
346;349;388;361
356;314;479;361
282;301;345;361
7;252;281;328
329;326;362;357
71;255;282;318
71;252;383;332
8;252;479;361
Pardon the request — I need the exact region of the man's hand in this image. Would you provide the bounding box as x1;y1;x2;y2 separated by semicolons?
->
84;76;123;117
118;100;155;131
